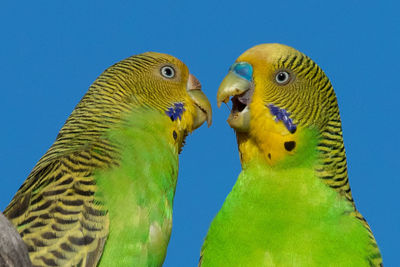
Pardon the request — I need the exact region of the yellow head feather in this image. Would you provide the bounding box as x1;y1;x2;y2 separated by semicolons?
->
220;44;336;167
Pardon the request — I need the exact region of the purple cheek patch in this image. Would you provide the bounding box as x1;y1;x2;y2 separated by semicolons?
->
166;102;185;121
267;104;297;134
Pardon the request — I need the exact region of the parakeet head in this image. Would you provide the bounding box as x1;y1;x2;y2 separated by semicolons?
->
51;52;212;158
94;52;211;130
217;44;342;167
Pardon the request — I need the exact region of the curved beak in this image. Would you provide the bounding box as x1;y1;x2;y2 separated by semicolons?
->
187;74;212;129
217;70;253;132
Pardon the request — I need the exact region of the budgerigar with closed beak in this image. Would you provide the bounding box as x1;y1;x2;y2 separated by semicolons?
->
5;52;212;266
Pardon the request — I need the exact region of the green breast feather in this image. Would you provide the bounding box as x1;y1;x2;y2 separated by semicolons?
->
96;109;179;266
201;129;373;266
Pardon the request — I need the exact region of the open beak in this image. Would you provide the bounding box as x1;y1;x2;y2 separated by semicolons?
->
187;74;212;129
217;65;253;132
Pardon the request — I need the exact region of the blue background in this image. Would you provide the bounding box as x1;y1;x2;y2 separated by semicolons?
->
0;1;398;265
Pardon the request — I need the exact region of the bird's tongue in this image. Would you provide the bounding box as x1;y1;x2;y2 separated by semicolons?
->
232;89;251;113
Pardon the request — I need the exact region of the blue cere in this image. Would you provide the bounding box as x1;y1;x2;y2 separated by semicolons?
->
166;102;185;121
230;62;253;81
267;104;297;134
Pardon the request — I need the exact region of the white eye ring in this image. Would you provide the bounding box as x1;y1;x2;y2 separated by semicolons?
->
275;71;290;85
160;66;175;79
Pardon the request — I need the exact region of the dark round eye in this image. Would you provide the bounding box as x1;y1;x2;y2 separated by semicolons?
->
275;71;290;85
160;66;175;79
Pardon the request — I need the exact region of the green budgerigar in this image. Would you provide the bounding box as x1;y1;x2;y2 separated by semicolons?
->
4;52;211;266
200;44;381;266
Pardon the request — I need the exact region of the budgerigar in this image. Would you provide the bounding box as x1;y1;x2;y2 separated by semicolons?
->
200;44;381;266
4;52;212;267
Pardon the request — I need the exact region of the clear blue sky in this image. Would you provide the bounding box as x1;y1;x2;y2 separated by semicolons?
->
0;0;398;265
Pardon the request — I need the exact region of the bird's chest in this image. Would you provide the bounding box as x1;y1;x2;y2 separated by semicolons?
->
147;199;174;260
95;157;178;266
204;172;370;267
98;183;175;266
